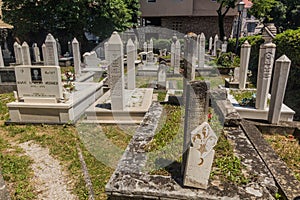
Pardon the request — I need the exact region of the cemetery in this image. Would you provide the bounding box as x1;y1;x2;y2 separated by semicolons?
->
0;1;300;199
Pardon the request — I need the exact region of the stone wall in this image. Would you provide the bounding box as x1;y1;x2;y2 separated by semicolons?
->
161;16;235;38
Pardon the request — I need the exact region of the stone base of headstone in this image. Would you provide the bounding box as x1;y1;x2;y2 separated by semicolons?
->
227;89;295;122
183;150;214;189
84;88;153;124
224;78;249;89
7;82;102;124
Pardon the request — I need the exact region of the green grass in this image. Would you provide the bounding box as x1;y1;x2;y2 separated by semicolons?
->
0;93;134;200
154;91;167;102
0;136;35;199
264;134;300;182
0;93;15;120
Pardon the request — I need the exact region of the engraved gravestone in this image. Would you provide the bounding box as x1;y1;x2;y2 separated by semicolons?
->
15;65;63;101
33;43;41;62
148;38;153;53
44;34;59;66
233;67;240;82
157;62;167;89
72;38;81;75
107;32;125;111
198;33;205;68
21;42;31;65
183;122;218;189
174;40;181;74
0;46;4;67
126;39;136;90
13;42;21;64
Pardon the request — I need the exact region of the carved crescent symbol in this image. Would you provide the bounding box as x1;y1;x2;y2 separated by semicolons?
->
198;158;204;166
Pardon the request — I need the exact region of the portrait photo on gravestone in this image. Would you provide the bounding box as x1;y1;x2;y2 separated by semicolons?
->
31;68;42;83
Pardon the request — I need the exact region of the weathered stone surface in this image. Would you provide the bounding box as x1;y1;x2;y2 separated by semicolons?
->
224;125;277;199
0;170;10;200
106;102;277;199
241;120;300;199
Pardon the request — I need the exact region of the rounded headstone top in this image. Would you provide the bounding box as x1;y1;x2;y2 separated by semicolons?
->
200;32;205;38
108;32;122;45
22;41;29;47
13;41;19;46
46;33;56;42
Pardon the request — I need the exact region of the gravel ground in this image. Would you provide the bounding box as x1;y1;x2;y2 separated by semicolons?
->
19;141;77;200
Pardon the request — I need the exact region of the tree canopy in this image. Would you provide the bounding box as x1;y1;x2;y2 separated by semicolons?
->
216;0;238;41
249;0;299;32
2;0;139;51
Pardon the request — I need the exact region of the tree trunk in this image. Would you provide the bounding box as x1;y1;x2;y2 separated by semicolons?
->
218;14;225;41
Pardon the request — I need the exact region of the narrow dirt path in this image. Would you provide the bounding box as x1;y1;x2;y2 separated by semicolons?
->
19;141;77;200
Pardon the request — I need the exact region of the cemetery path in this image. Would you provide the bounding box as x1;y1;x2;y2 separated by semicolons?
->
19;141;78;200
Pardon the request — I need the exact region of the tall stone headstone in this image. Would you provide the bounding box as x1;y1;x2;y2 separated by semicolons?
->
108;32;125;111
182;81;210;174
68;41;73;56
174;40;181;75
143;42;147;52
183;122;218;189
21;42;31;65
255;42;276;110
0;46;4;67
134;37;139;61
209;37;213;54
56;38;62;57
171;42;175;68
239;40;251;89
183;33;197;104
33;43;41;63
104;42;108;61
148;38;153;53
213;34;218;56
198;33;205;68
268;55;291;124
42;44;46;64
13;42;21;64
44;34;59;66
233;67;240;82
126;39;136;90
72;38;81;75
17;44;23;65
157;62;167;89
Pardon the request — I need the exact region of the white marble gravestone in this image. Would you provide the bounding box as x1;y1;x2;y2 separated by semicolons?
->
33;43;41;62
143;42;147;53
239;41;251;89
107;32;125;111
13;42;21;64
148;39;153;53
21;42;31;65
72;38;81;75
268;55;291;124
174;40;181;74
0;46;4;67
213;34;218;56
83;51;101;68
126;39;136;90
42;44;46;64
15;65;63;102
233;67;240;82
134;37;139;61
171;42;175;69
198;33;205;68
183;122;218;189
209;37;213;53
157;63;167;89
17;44;23;65
255;42;276;110
104;42;108;61
45;34;59;66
